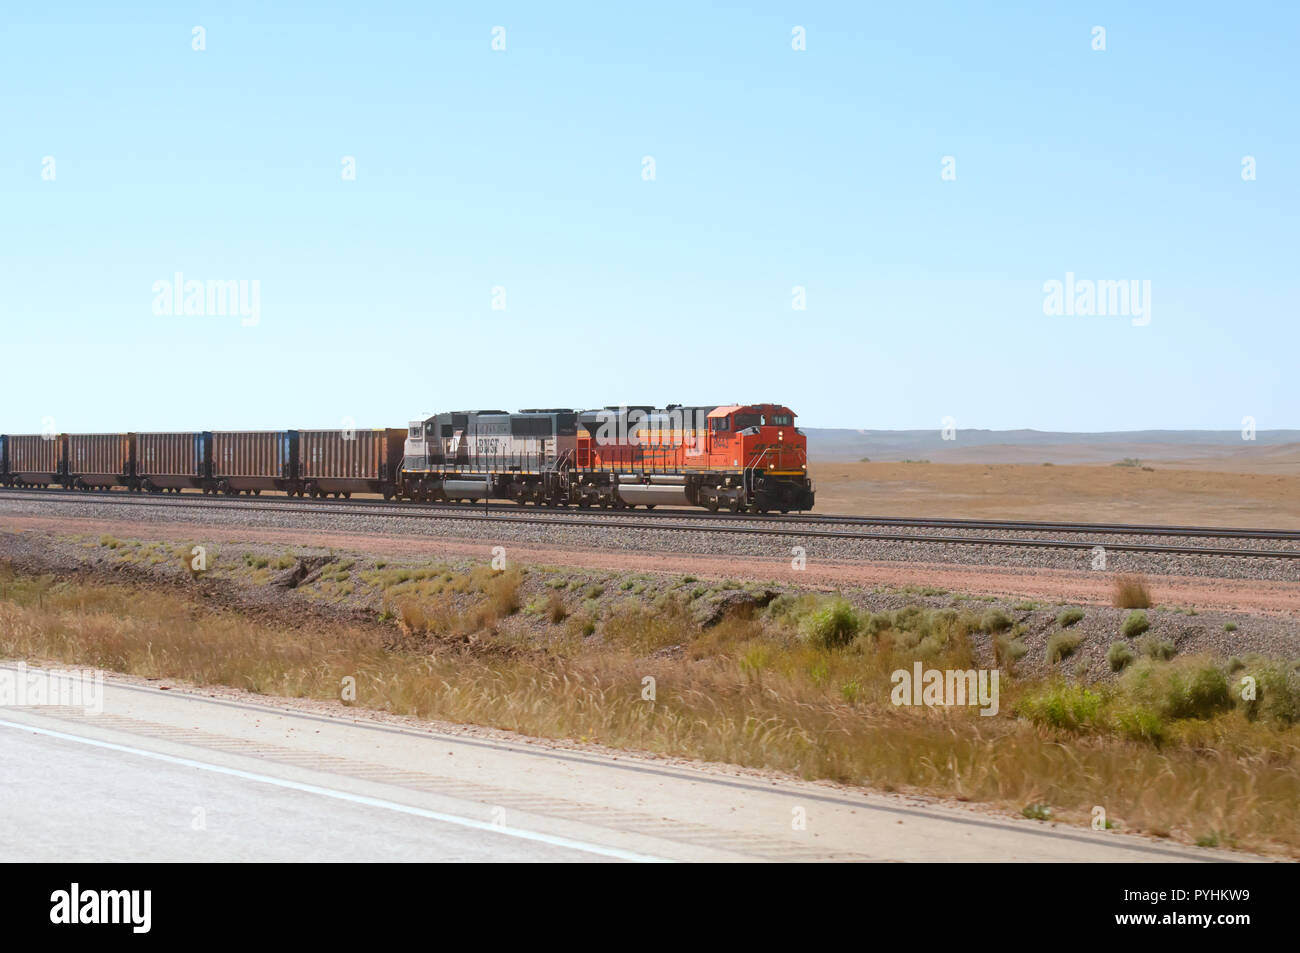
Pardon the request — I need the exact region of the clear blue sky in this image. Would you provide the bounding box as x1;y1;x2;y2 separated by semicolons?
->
2;1;1295;433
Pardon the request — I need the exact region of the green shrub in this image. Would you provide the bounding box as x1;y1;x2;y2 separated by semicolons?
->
861;612;892;638
1120;659;1232;721
1046;631;1083;664
1056;607;1085;628
1015;683;1103;731
1113;704;1166;744
994;634;1028;668
1181;665;1232;718
800;598;861;650
1142;636;1176;661
1223;622;1237;633
980;609;1012;633
1107;641;1136;672
1120;610;1149;638
1237;659;1300;725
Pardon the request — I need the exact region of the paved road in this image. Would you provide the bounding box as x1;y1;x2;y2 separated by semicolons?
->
0;663;1246;862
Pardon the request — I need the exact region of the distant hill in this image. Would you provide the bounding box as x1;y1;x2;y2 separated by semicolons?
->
805;429;1300;466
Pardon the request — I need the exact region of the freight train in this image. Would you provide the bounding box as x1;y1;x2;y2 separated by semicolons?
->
0;402;814;514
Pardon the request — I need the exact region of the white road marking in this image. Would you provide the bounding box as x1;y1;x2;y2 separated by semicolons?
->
0;717;671;863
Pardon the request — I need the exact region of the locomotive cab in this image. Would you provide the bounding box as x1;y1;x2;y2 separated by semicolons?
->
403;418;432;472
707;403;814;512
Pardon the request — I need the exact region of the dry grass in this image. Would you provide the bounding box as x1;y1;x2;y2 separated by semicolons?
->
545;591;568;624
1112;574;1152;609
393;568;522;640
2;567;1299;855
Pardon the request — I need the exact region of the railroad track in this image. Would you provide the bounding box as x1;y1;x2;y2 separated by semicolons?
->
3;486;1298;540
1;487;1297;560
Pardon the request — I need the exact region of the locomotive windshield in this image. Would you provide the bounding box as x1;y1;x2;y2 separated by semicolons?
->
765;414;792;426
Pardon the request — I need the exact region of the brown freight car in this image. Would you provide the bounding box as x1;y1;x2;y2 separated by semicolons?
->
136;432;210;492
5;434;66;487
297;428;405;498
209;431;295;495
66;434;134;490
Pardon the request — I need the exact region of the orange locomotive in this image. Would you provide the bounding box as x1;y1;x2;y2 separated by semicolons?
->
572;403;814;513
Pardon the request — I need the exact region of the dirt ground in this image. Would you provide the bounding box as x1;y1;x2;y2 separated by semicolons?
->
2;524;1297;679
2;514;1296;616
809;461;1300;529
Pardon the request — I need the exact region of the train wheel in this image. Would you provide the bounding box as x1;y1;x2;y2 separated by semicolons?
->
728;498;741;513
706;499;719;513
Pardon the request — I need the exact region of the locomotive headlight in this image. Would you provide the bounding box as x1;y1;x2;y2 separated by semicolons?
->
778;430;783;440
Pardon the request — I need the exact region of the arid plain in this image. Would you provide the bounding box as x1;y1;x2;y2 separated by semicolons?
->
809;447;1300;528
